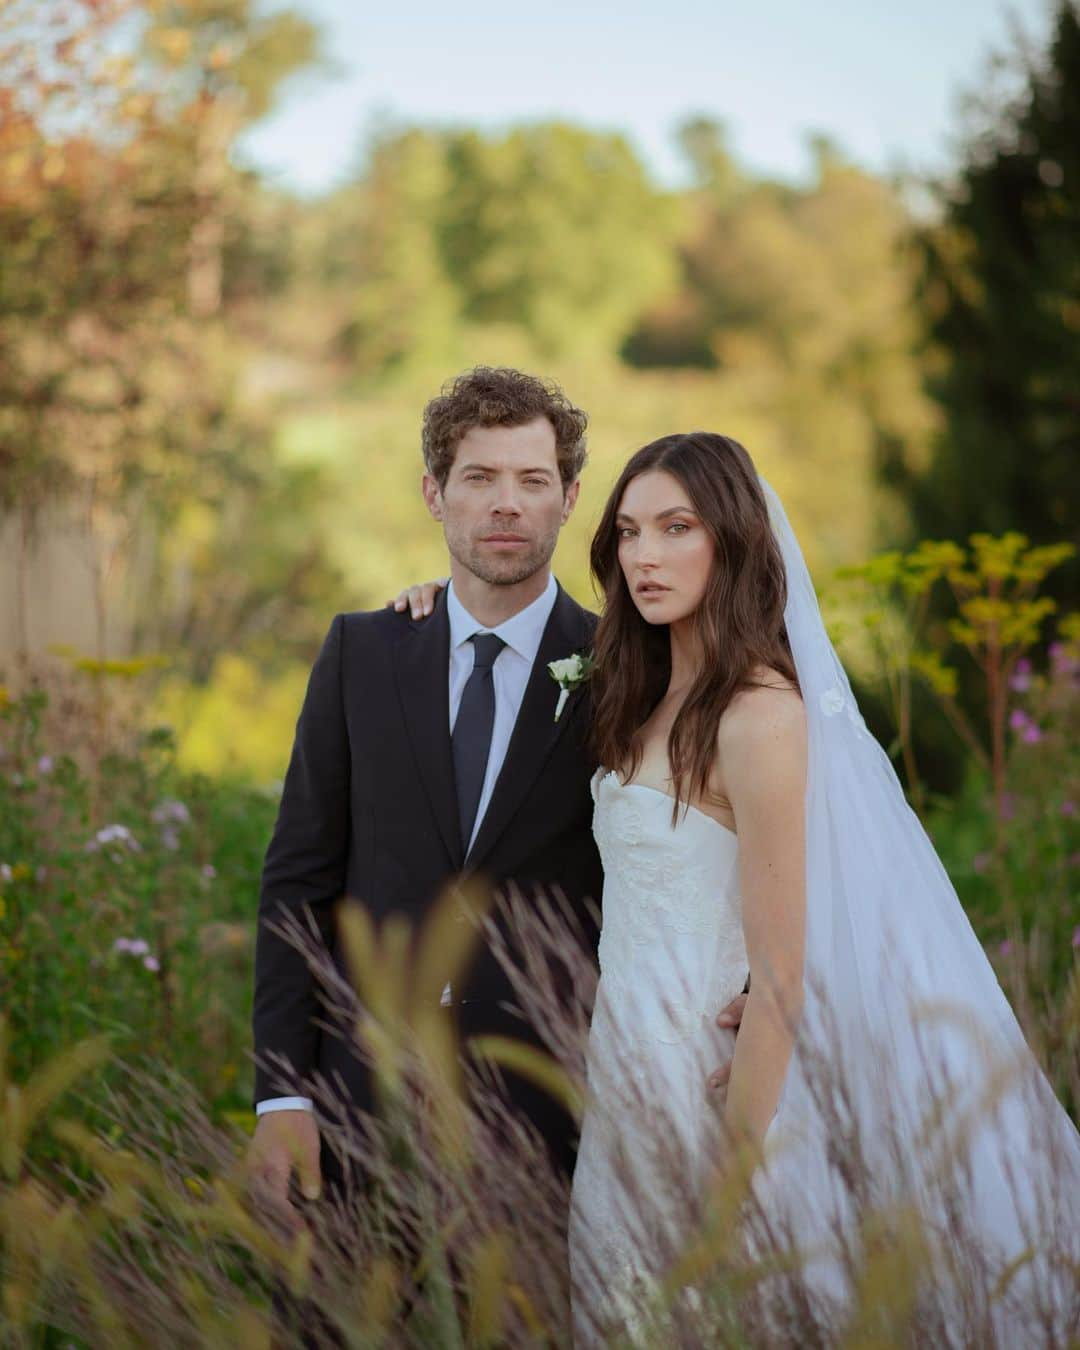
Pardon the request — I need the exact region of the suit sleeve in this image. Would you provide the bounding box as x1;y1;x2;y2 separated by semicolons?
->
252;613;350;1107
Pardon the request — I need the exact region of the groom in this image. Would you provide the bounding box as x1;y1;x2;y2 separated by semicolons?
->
249;366;607;1224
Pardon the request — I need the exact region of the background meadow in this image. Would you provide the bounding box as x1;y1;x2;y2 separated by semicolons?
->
0;0;1077;1342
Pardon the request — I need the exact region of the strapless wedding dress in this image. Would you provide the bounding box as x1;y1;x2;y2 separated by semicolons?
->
568;767;754;1344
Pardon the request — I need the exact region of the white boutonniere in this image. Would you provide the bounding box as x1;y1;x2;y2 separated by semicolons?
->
548;653;595;722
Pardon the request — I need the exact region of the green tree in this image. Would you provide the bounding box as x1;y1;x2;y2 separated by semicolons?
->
625;132;936;556
911;1;1080;557
0;0;340;675
439;123;678;358
322;121;677;372
330;127;463;375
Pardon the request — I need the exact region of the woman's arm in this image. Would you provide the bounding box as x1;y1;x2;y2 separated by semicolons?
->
717;684;807;1153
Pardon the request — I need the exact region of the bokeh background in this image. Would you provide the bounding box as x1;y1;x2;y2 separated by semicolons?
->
2;0;1076;779
0;0;1076;1199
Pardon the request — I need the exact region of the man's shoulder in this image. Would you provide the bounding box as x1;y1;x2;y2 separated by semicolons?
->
338;605;412;637
327;605;421;661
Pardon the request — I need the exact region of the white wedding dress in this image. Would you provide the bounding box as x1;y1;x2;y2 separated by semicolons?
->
568;760;1079;1348
569;480;1074;1344
567;479;1079;1347
568;767;757;1344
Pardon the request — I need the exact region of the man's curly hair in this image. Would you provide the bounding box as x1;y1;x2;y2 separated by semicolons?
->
421;366;588;490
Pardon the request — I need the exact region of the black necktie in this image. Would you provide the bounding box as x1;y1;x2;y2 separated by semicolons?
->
452;633;506;853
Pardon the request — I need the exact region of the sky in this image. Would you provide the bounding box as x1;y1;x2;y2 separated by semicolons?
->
236;0;1053;195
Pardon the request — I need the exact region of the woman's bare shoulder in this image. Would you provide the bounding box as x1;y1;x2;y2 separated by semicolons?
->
718;667;805;755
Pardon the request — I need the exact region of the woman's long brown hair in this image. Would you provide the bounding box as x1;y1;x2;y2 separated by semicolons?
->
589;432;799;820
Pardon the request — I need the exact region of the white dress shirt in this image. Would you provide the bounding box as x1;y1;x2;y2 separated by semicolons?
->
257;574;560;1117
447;571;558;856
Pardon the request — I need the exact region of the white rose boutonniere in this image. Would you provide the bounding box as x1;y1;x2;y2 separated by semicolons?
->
548;653;596;722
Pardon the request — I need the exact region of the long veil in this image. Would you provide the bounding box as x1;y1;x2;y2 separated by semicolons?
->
753;479;1080;1334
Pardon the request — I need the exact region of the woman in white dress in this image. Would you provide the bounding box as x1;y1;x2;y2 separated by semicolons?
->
568;432;1080;1346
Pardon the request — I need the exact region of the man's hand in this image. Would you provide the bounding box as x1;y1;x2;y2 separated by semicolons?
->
708;991;748;1092
387;578;449;619
248;1109;322;1235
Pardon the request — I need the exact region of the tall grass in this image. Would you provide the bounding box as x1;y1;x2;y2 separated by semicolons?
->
2;878;1077;1347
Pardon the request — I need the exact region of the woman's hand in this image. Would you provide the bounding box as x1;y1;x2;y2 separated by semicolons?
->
386;577;449;619
708;990;748;1093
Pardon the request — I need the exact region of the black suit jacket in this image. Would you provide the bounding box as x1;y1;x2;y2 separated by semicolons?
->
252;583;602;1112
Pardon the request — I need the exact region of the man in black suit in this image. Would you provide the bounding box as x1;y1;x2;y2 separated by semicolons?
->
248;366;604;1229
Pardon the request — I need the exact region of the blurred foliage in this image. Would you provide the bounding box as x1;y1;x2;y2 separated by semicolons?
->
829;533;1076;825
0;2;1075;789
909;1;1080;572
0;0;343;680
154;653;309;780
0;672;276;1115
323;121;678;370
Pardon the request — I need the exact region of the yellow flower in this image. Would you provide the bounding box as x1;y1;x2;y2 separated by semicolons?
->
72;654;168;680
911;651;959;699
10;864;31;883
1058;613;1080;643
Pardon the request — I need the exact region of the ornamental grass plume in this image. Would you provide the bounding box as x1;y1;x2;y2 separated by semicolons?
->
1;886;1077;1347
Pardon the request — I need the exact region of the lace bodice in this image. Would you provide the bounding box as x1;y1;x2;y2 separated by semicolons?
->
569;768;751;1344
590;767;748;1028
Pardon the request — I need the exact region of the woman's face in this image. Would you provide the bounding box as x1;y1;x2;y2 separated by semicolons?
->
616;469;715;626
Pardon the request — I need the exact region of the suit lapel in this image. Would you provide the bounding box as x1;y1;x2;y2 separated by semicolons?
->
394;592;464;870
465;584;592;873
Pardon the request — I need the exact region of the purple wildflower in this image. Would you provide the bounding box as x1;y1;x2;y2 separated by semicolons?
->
143;955;160;973
36;755;53;775
161;827;180;852
85;823;142;854
1022;723;1043;744
972;852;990;875
998;939;1012;957
0;863;11;883
152;799;190;827
1061;800;1076;818
1009;659;1032;693
1049;641;1079;676
201;863;217;880
113;937;150;958
1009;708;1029;732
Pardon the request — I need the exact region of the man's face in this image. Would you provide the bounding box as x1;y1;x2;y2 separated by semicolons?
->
423;418;579;586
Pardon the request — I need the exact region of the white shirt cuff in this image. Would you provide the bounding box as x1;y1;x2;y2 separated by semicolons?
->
255;1095;314;1115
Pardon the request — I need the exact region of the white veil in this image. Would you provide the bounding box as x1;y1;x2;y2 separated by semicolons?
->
753;478;1080;1333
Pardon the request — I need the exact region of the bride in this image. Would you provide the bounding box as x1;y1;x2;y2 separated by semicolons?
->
567;432;1079;1346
